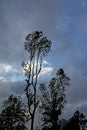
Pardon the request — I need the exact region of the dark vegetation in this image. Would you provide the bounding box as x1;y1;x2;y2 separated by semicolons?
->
0;31;87;130
22;31;52;130
63;110;87;130
39;68;70;130
0;95;27;130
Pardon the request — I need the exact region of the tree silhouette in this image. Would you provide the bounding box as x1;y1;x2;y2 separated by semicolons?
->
0;95;27;130
40;68;70;130
22;31;52;130
63;111;87;130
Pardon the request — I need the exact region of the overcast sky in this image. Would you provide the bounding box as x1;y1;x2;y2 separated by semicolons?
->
0;0;87;119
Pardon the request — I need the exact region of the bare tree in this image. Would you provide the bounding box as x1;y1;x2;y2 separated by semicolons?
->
22;31;52;130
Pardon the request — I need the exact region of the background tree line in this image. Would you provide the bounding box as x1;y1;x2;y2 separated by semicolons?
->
0;31;87;130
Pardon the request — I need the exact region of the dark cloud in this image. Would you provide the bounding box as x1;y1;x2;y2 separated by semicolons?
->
0;80;13;98
0;0;87;119
0;0;69;64
0;79;26;110
0;79;25;98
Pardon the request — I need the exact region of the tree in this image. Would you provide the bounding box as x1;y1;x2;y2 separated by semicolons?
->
22;31;52;130
63;110;87;130
40;68;70;130
0;95;27;130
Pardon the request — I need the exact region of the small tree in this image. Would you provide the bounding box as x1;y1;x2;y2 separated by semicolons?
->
40;68;70;130
63;110;87;130
22;31;52;130
0;95;27;130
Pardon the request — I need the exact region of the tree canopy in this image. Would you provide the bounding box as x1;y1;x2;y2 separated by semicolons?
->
40;68;70;130
0;95;27;130
22;31;52;130
63;110;87;130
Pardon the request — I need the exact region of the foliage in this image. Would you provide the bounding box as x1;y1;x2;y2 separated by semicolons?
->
0;95;27;130
22;31;52;130
40;68;70;130
63;110;87;130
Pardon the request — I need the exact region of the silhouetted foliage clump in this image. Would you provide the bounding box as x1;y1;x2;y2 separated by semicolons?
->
0;95;27;130
21;31;87;130
40;68;70;130
63;111;87;130
22;31;52;130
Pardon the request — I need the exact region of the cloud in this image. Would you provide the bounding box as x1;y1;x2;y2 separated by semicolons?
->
0;78;26;109
62;101;87;119
0;79;24;99
39;60;54;82
80;18;87;32
0;63;24;81
0;0;69;65
53;43;87;118
0;79;13;98
43;60;51;66
39;66;53;78
81;0;87;8
0;0;87;119
0;64;13;73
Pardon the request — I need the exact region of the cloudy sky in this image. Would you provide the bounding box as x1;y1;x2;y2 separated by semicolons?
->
0;0;87;119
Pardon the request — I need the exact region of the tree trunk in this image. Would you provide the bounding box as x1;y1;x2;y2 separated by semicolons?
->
31;115;34;130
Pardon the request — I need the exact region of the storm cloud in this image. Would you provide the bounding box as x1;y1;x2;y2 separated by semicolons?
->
0;0;87;118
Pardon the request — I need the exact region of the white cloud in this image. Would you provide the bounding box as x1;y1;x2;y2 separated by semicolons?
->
39;60;53;78
0;63;18;73
3;64;12;72
0;77;7;82
43;60;51;66
40;66;53;77
0;63;23;82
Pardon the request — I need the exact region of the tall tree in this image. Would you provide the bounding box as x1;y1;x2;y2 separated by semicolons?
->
0;95;27;130
22;31;52;130
40;68;70;130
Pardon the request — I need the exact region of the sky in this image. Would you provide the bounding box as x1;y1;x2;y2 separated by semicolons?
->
0;0;87;119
